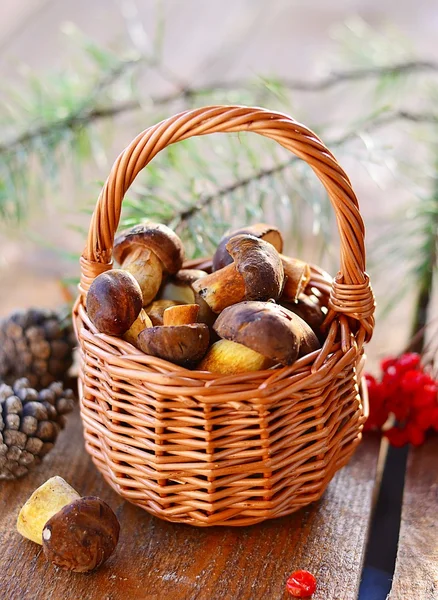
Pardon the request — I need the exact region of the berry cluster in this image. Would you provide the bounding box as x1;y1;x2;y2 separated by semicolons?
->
364;353;438;447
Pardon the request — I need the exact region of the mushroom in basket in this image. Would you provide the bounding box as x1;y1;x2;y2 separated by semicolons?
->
137;304;210;368
113;222;185;306
192;234;285;313
212;223;310;303
198;301;320;374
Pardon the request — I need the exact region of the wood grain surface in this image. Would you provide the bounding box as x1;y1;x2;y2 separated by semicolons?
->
0;410;382;600
389;437;438;600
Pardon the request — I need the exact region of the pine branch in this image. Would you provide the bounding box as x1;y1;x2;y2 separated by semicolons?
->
2;60;438;158
0;57;142;156
202;60;438;92
169;109;438;231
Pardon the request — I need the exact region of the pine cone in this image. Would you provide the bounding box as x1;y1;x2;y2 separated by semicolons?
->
0;308;76;389
0;378;75;480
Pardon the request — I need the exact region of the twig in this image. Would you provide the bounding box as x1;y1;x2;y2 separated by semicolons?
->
200;60;438;92
170;109;438;230
2;60;438;158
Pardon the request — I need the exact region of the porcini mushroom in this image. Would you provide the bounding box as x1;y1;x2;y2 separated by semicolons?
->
145;299;181;326
199;301;320;373
281;294;327;343
280;255;311;303
197;339;275;375
137;304;209;368
113;222;185;306
17;476;120;573
212;223;284;271
159;269;216;326
86;269;142;336
192;234;284;313
123;309;153;347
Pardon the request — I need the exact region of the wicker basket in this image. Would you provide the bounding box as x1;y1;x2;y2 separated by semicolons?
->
73;105;375;527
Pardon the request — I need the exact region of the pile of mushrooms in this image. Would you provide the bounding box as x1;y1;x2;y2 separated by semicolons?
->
86;222;327;374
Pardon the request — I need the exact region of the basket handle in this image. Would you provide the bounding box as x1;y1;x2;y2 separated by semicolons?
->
80;105;375;340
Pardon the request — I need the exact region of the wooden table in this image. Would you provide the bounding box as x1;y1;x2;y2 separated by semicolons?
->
1;411;436;600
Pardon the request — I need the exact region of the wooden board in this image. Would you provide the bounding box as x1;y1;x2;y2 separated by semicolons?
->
389;437;438;600
0;410;382;600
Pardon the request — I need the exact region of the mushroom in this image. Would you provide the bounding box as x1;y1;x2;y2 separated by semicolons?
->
198;301;320;373
192;234;284;313
123;309;153;347
280;255;311;303
137;304;209;368
17;476;120;573
145;299;182;326
113;222;185;306
212;223;284;271
197;340;275;375
159;269;216;326
281;294;327;343
86;269;142;336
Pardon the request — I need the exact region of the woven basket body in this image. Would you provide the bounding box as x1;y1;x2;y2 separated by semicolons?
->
73;106;375;526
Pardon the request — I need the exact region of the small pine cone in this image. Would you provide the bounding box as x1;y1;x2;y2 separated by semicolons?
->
0;378;75;480
0;309;76;390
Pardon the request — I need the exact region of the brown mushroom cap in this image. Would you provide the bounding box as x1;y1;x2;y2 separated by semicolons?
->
174;269;208;285
281;295;327;343
137;323;209;368
42;496;120;573
86;269;142;336
113;222;185;274
214;301;320;365
213;223;283;271
226;234;284;301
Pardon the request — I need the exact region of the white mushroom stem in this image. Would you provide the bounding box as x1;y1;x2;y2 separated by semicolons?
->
17;476;80;545
121;247;163;306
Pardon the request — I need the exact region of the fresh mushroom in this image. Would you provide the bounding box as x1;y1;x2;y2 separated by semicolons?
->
280;255;311;303
192;234;284;313
86;269;142;336
137;304;209;368
212;223;284;271
113;222;185;306
159;269;216;326
123;309;153;347
281;294;327;343
145;299;182;326
199;301;320;373
197;339;275;374
17;476;120;573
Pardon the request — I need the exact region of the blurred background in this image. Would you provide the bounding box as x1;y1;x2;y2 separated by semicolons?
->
0;0;437;371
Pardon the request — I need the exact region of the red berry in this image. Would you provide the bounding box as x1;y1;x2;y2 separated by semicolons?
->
405;422;426;447
396;353;421;373
380;357;397;373
412;383;438;409
381;371;400;397
414;409;433;431
401;370;427;394
286;570;317;598
385;427;409;448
